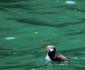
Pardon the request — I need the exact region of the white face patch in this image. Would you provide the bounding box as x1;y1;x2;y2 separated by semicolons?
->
47;45;55;52
49;48;54;52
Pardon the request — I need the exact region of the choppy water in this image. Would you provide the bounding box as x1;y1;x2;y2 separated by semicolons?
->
0;0;85;70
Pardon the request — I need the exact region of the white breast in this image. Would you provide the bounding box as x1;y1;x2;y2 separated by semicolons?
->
45;54;52;63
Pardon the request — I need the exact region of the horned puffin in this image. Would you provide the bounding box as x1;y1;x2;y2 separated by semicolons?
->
45;45;69;63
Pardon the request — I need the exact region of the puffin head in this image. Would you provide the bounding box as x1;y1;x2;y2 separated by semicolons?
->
46;45;55;52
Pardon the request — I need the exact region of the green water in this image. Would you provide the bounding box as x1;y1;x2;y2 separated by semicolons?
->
0;0;85;70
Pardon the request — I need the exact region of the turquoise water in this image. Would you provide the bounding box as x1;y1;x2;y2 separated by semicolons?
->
0;0;85;70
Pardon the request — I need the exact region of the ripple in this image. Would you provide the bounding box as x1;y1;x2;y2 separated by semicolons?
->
31;68;36;70
34;32;38;34
5;37;15;40
73;57;78;60
65;1;76;5
8;18;85;28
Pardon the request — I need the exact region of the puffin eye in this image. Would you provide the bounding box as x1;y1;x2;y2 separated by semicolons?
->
49;47;52;48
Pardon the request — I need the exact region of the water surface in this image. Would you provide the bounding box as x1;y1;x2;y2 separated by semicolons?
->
0;0;85;70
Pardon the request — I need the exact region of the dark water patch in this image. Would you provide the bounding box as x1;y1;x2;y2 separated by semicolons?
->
13;49;45;57
67;7;85;12
65;29;85;36
54;5;67;9
0;27;29;37
8;18;85;28
0;26;36;37
0;33;7;37
29;5;83;14
27;5;76;14
0;28;14;34
25;64;47;70
8;18;58;27
0;4;35;11
71;64;85;70
0;1;43;11
0;0;31;3
0;46;45;59
79;60;85;65
52;5;85;14
43;39;59;45
0;62;47;70
4;61;21;65
54;5;85;12
60;46;85;55
56;19;85;27
30;11;59;14
0;62;34;69
0;47;16;56
0;7;8;11
0;27;12;30
27;5;67;14
75;67;85;70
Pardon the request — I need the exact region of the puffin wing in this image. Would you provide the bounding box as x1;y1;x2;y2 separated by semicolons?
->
54;54;68;61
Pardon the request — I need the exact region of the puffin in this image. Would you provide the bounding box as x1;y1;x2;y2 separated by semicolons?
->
45;45;69;63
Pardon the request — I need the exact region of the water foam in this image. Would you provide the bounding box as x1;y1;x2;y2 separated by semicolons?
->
5;37;15;40
65;1;76;5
